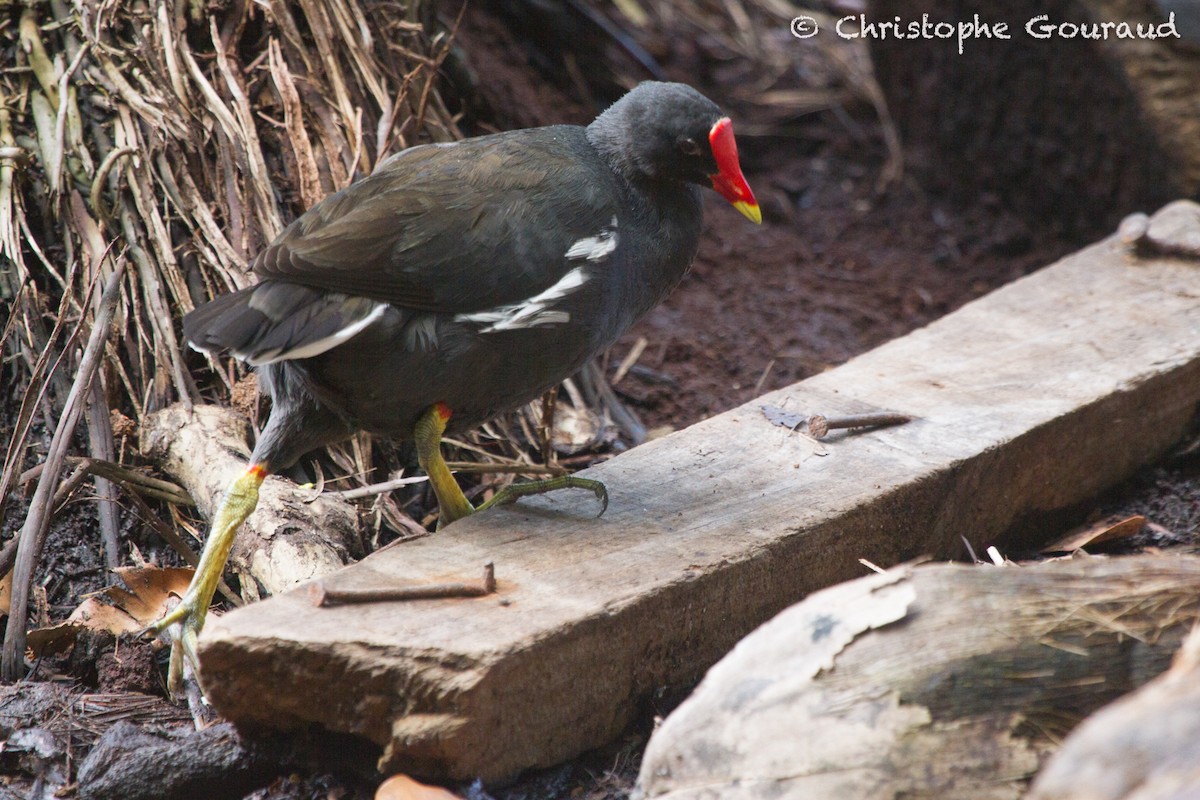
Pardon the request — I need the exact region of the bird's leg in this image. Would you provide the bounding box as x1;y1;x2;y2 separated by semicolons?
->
414;403;608;528
147;464;266;693
414;403;476;526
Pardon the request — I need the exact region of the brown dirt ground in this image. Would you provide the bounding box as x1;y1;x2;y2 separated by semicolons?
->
2;3;1199;800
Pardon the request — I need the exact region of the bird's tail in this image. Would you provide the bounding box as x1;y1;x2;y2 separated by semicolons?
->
184;281;385;367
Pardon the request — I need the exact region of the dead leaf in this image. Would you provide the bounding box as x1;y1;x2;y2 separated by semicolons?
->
526;398;607;455
25;566;195;658
0;569;11;616
375;774;462;800
70;595;142;631
105;565;194;626
26;621;85;658
1041;515;1146;553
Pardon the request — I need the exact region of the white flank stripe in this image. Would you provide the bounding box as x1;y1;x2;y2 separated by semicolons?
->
565;216;619;262
244;302;387;365
456;266;588;333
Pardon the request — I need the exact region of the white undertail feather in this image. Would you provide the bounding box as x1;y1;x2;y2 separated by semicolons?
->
241;302;388;365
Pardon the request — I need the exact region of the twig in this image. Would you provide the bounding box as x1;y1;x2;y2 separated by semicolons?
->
752;358;776;396
17;456;192;506
611;336;647;386
0;456;191;579
309;562;496;607
322;473;428;501
583;360;647;446
2;258;126;681
961;535;980;564
88;145;136;219
539;386;558;468
443;462;568;476
47;40;92;196
859;558;887;574
0;261;82;536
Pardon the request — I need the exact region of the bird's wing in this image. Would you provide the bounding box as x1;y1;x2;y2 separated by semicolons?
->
252;128;622;314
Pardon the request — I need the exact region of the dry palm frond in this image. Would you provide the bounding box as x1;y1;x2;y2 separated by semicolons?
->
0;1;460;566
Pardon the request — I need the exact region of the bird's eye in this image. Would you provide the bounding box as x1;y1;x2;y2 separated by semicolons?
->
678;137;702;156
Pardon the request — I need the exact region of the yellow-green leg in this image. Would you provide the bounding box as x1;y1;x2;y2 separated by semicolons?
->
415;402;608;528
147;464;265;694
415;403;474;525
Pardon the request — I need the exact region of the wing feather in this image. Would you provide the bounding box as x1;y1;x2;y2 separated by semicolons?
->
252;127;621;314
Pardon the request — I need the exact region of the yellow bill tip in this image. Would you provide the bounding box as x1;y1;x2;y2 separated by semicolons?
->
733;200;762;225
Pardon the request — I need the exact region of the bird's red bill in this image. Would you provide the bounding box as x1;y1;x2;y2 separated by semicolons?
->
708;117;761;224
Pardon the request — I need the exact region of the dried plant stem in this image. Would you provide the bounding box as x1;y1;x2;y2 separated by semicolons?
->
0;268;81;537
87;368;122;572
324;474;428;501
443;462;568;476
583;360;647;445
15;456;192;507
2;259;126;681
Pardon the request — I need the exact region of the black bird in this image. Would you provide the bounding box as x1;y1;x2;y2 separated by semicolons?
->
152;81;760;680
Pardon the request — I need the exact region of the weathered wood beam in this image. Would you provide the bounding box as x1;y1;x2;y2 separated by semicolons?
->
198;202;1200;782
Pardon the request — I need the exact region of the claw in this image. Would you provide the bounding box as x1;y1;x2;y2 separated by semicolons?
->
144;587;211;694
418;403;608;525
145;600;190;636
593;481;609;517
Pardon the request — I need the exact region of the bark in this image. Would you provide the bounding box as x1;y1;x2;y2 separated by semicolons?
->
1027;623;1200;799
637;555;1200;800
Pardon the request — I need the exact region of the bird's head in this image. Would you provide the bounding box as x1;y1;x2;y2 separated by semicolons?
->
588;81;761;224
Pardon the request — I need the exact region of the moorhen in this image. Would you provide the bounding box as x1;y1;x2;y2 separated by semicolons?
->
152;81;760;681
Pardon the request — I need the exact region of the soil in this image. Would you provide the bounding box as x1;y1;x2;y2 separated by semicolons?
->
2;2;1199;800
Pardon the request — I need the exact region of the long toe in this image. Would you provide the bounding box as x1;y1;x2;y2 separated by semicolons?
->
478;475;609;516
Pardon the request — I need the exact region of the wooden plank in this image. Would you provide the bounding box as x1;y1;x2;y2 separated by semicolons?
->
198;205;1200;782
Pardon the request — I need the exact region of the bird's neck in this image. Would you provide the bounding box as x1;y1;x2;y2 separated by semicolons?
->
585;108;648;184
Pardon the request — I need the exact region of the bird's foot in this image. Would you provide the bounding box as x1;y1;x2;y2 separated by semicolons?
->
477;475;609;517
418;403;609;526
144;588;208;696
142;465;265;696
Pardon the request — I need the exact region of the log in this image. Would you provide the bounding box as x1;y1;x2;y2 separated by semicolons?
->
0;684;192;797
140;404;362;600
76;719;378;800
1027;612;1200;799
197;202;1200;782
635;554;1200;800
77;721;276;800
